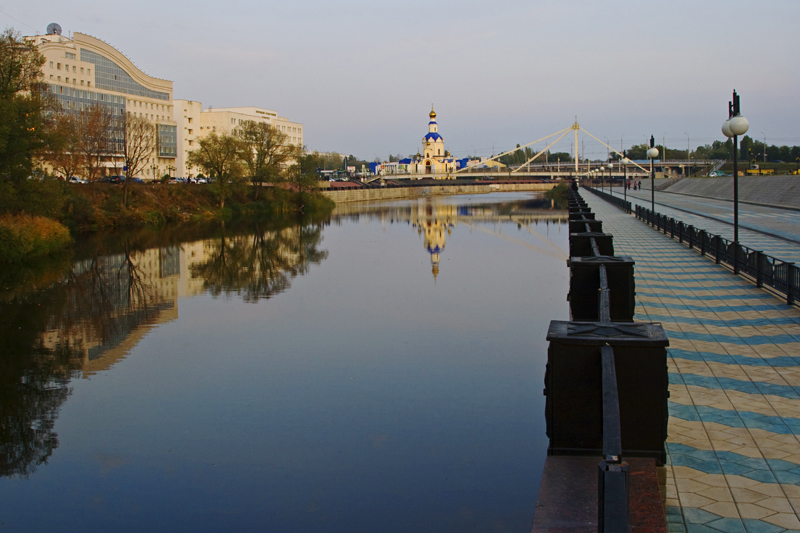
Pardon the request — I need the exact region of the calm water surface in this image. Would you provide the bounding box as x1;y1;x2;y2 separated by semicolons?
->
0;192;569;532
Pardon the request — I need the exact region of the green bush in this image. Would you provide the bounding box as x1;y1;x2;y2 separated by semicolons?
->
0;214;73;262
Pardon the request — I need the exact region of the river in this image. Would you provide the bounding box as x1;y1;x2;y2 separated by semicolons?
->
0;191;570;532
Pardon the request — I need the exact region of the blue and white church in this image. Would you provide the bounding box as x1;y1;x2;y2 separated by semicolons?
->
389;108;466;178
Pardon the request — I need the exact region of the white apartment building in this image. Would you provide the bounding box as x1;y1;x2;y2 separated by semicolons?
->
26;26;178;179
174;101;304;178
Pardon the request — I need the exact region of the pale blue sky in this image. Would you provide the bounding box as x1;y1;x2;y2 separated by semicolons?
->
7;0;800;160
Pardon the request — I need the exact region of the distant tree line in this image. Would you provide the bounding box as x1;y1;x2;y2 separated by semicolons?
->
498;145;572;166
620;137;800;163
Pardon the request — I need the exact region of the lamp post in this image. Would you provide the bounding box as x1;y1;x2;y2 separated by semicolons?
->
722;89;749;273
599;166;605;192
647;135;659;213
622;151;628;203
685;132;691;176
761;132;767;163
609;162;614;196
151;163;157;183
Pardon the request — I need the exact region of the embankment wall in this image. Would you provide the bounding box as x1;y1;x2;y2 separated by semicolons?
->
321;182;556;204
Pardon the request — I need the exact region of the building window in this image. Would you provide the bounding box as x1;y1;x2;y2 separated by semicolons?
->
72;66;76;73
87;81;91;87
57;76;61;81
49;75;53;80
57;63;61;70
49;61;53;68
65;52;75;59
188;117;192;123
188;129;192;135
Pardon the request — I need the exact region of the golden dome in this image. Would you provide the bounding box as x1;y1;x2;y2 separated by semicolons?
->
429;107;436;119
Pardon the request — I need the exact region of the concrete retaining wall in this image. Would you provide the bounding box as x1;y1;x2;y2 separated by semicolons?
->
322;182;556;203
662;176;800;209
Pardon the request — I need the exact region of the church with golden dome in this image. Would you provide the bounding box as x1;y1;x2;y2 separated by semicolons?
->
389;108;464;178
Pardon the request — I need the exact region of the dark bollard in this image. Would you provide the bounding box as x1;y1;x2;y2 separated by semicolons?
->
569;219;602;233
569;232;614;258
568;256;636;322
544;320;669;464
569;211;596;220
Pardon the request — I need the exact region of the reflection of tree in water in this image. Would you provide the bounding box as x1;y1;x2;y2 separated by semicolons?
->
0;240;161;479
0;217;329;478
191;222;328;303
0;285;81;478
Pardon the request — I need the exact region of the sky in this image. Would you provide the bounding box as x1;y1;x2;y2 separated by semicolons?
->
7;0;800;161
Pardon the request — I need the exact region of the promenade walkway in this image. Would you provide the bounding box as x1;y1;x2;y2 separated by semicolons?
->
582;193;800;533
609;186;800;262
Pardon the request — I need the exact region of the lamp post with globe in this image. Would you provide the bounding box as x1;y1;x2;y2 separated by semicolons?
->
599;166;605;192
609;162;614;196
721;90;749;265
622;151;628;203
647;136;659;212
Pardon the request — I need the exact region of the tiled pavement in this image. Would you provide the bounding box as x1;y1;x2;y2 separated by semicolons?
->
582;193;800;533
616;186;800;263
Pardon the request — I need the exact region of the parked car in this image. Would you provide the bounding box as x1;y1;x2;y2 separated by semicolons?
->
68;176;87;184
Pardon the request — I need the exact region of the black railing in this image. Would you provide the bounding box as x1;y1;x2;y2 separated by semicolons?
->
635;205;799;305
583;186;632;214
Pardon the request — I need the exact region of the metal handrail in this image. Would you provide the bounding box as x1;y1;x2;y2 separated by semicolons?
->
568;190;631;532
634;205;799;305
581;186;632;214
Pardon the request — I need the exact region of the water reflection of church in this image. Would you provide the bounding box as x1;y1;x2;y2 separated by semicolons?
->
333;196;569;282
412;202;458;280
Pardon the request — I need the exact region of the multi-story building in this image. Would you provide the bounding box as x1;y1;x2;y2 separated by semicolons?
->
26;26;177;180
174;101;303;178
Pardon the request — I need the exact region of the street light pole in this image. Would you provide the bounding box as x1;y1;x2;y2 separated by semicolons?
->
647;136;659;213
623;151;628;203
722;89;749;274
600;166;605;192
685;132;691;176
609;163;614;196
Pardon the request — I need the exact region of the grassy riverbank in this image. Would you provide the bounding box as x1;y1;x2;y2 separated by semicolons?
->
0;214;73;262
0;179;334;262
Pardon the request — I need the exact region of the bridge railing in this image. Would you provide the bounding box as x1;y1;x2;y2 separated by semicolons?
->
635;205;800;305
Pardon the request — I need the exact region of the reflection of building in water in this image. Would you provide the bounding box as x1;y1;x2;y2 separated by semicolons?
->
39;242;217;377
40;245;184;376
412;202;458;280
38;226;323;375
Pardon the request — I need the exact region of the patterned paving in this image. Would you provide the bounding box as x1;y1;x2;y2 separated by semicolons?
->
583;192;800;533
619;187;800;262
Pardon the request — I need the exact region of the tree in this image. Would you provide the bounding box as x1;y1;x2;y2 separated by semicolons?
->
77;103;114;185
0;29;53;184
288;147;325;199
122;113;156;206
234;121;299;200
186;132;244;208
47;108;84;179
739;135;754;162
